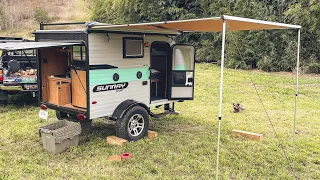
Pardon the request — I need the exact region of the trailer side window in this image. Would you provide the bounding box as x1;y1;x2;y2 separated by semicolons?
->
123;37;144;58
73;46;86;61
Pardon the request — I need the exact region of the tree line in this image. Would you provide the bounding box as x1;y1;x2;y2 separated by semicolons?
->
91;0;319;72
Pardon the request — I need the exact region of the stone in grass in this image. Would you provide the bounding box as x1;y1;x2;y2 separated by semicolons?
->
147;130;158;140
107;136;128;146
108;155;122;162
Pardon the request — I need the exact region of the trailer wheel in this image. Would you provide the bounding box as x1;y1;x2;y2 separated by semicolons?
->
56;110;68;120
116;105;149;141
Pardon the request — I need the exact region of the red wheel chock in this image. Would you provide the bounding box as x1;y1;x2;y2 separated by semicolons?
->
121;153;132;159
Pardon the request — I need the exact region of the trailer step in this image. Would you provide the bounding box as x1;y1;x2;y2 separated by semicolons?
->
149;110;179;118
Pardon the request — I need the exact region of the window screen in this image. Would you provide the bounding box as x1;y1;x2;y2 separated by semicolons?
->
173;46;194;70
123;37;144;58
73;46;86;61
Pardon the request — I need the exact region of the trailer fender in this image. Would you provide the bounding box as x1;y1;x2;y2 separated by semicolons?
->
112;99;149;120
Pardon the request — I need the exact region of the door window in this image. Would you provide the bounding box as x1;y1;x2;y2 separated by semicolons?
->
170;44;195;100
173;46;194;71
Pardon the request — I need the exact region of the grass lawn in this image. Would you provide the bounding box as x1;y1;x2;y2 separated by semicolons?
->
0;64;319;179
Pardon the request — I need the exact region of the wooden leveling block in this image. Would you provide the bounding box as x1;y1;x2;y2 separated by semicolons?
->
232;130;263;141
147;130;158;139
107;136;128;146
108;155;122;162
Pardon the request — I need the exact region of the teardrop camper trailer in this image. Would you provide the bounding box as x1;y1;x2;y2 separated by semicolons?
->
0;16;301;142
0;22;196;141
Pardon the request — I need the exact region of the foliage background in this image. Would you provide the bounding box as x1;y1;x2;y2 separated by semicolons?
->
0;0;319;72
91;0;320;72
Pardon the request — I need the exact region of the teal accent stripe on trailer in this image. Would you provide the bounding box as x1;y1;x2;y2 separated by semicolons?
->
89;67;150;86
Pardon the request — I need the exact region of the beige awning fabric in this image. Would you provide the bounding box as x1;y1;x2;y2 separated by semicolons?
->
89;15;301;33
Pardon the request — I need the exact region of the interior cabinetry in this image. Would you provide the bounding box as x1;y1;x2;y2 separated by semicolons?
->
39;48;69;102
39;48;87;111
47;77;71;106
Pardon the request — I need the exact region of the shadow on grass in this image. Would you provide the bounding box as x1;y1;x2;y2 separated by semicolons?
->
150;116;205;134
80;120;116;145
8;92;37;106
0;93;38;114
79;114;202;145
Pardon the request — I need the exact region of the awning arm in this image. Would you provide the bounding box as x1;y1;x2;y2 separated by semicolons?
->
216;18;227;180
293;29;301;144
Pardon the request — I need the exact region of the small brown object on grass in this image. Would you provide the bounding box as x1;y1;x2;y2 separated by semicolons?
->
233;103;245;113
108;155;122;162
232;130;263;141
147;130;158;139
107;136;128;146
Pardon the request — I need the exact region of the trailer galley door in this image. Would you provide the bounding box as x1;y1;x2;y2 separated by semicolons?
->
169;44;195;100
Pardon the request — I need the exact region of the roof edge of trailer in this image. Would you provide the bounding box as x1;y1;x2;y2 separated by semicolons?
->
33;29;87;34
88;16;222;28
87;29;181;36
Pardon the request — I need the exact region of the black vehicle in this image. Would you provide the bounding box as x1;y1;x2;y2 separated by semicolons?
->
0;37;37;105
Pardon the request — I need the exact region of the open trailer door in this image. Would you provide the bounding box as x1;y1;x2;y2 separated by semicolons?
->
169;44;195;100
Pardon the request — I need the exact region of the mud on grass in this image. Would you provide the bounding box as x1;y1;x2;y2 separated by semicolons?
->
0;64;319;179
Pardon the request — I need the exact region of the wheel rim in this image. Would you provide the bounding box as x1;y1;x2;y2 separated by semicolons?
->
127;114;145;137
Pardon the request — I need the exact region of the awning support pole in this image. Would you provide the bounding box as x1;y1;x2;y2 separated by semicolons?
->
216;19;226;180
293;29;301;144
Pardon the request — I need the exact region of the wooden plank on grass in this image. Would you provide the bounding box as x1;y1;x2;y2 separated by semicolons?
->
107;136;128;146
147;130;158;139
108;155;122;162
232;130;263;141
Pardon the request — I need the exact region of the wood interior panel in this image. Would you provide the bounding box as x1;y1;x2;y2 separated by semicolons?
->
58;82;71;106
39;48;69;102
47;77;71;105
47;77;58;104
71;69;87;108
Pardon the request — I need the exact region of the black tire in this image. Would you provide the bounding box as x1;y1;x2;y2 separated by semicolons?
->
80;120;92;134
0;100;8;106
116;106;149;141
56;110;68;120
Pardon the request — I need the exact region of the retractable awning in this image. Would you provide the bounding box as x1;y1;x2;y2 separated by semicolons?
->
0;41;82;51
89;15;302;180
89;15;301;33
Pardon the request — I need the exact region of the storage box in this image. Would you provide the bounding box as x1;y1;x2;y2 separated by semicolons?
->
39;120;81;154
